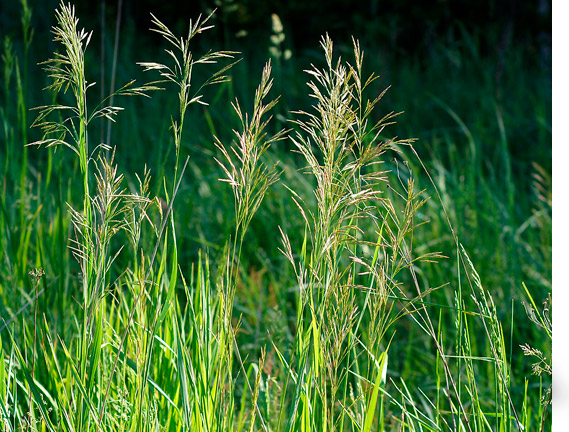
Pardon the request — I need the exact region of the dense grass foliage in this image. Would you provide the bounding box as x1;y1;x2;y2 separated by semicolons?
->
0;1;551;431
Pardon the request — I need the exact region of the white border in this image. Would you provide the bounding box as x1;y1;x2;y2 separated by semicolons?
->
553;0;565;428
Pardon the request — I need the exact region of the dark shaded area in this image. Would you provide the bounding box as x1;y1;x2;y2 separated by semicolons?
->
1;0;551;62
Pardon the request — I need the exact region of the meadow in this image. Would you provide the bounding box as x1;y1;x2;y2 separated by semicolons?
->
0;1;552;431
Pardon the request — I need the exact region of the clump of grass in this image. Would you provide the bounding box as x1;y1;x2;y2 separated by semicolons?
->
519;282;551;429
210;59;286;431
0;2;551;432
273;35;446;431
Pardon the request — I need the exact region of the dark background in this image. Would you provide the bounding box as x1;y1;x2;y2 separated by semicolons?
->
0;0;552;62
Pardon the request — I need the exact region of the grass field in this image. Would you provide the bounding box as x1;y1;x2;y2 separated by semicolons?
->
0;1;552;431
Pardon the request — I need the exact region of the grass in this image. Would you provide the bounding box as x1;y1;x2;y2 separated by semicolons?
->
0;1;551;431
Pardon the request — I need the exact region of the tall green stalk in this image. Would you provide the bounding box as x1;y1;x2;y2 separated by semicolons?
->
136;11;240;430
30;2;156;429
215;60;286;430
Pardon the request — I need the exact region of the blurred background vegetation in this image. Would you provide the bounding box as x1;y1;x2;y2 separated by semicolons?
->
1;0;550;291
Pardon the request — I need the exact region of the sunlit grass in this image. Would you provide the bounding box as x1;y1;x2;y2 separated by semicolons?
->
0;1;551;431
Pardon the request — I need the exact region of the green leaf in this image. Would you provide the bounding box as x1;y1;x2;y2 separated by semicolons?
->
0;336;6;402
87;307;103;393
363;351;388;432
10;335;57;432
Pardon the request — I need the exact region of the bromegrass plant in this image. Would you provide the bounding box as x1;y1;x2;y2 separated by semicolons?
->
0;1;551;431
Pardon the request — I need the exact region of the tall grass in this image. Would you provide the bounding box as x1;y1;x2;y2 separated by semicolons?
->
0;1;551;431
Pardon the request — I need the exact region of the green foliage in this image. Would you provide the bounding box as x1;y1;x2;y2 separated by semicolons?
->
0;1;551;432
